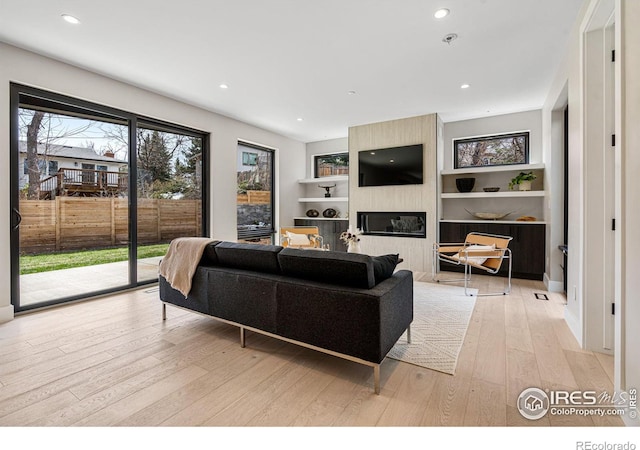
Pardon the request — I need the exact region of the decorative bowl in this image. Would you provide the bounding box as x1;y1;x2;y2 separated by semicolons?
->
483;187;500;192
455;177;475;193
322;208;337;218
464;208;515;220
306;209;319;217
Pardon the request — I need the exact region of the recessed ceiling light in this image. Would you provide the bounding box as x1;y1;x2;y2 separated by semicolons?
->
389;159;395;163
219;84;229;89
434;8;450;19
61;14;80;24
460;84;470;89
297;118;303;122
347;90;356;95
370;152;375;155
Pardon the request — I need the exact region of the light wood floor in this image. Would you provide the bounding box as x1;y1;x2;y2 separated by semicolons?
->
0;273;622;427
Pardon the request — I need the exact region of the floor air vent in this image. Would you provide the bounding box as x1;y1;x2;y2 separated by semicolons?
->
534;293;549;300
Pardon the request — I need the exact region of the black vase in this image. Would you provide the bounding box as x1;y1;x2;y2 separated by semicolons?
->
455;177;475;193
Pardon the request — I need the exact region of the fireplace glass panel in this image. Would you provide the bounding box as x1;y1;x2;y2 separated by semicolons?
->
357;212;426;238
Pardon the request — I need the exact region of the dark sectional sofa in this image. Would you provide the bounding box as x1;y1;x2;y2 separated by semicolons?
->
159;241;414;393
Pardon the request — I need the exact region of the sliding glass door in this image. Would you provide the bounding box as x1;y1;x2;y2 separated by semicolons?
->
136;125;204;282
10;84;208;312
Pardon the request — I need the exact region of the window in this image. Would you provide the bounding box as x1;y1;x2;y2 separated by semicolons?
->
23;159;45;175
48;160;58;175
314;152;349;177
237;142;274;243
453;132;529;169
242;151;258;166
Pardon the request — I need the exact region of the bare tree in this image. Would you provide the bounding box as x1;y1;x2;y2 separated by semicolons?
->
20;109;98;199
25;111;44;199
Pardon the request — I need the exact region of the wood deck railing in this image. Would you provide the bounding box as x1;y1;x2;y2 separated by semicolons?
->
39;168;128;198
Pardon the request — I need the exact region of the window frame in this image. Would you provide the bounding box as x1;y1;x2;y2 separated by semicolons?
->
313;151;349;178
236;141;275;241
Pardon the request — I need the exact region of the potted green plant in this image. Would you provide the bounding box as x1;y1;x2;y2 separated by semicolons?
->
509;171;537;191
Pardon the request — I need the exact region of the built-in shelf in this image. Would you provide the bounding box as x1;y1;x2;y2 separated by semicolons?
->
298;197;348;202
298;175;348;184
441;191;545;199
439;162;546;223
293;216;348;221
440;163;545;176
440;219;546;225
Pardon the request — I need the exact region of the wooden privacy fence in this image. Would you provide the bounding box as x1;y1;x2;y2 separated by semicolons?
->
236;190;271;204
19;197;202;254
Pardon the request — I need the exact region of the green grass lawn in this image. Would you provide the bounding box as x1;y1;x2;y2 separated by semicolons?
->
20;243;170;275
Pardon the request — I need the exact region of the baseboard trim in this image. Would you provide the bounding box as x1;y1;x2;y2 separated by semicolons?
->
0;304;15;324
564;308;582;348
544;273;565;293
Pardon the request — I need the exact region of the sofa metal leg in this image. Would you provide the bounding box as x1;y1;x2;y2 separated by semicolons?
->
162;303;166;321
373;365;380;395
240;327;245;348
406;325;412;344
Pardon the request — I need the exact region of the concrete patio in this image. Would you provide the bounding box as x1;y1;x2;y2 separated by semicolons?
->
19;256;162;307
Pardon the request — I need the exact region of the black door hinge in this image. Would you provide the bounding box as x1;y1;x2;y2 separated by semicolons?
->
612;303;615;315
612;50;615;62
612;134;616;146
612;218;616;231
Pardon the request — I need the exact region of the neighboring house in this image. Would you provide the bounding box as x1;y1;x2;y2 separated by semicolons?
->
18;141;128;198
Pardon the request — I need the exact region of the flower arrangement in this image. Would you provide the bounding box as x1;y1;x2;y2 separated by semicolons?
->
339;229;361;246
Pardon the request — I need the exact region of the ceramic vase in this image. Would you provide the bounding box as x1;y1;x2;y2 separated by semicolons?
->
347;241;361;253
519;180;532;191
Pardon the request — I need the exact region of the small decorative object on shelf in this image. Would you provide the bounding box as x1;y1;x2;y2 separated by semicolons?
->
322;208;337;218
508;171;536;191
340;228;361;253
516;215;537;222
483;187;500;192
306;209;319;217
318;184;336;198
464;208;517;220
456;177;475;193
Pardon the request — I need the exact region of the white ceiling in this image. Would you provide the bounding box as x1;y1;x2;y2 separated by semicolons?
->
0;0;584;143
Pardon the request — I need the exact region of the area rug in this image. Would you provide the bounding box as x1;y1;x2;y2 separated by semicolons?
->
387;281;477;375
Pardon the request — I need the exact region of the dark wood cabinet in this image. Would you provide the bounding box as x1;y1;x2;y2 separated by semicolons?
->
439;221;546;280
294;218;349;252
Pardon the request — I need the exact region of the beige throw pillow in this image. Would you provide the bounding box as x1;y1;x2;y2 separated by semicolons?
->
286;231;311;246
452;244;495;265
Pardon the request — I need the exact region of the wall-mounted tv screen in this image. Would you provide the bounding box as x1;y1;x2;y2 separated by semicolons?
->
358;144;423;187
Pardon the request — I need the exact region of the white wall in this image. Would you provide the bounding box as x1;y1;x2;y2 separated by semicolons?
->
0;42;306;323
543;0;640;426
442;110;544;170
618;0;640;426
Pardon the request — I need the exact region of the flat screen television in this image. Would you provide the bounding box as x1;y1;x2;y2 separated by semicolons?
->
358;144;423;187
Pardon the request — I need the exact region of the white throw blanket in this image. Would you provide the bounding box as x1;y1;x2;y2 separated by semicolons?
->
158;237;215;297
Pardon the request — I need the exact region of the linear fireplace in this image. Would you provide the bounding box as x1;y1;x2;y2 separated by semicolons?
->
357;211;426;238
